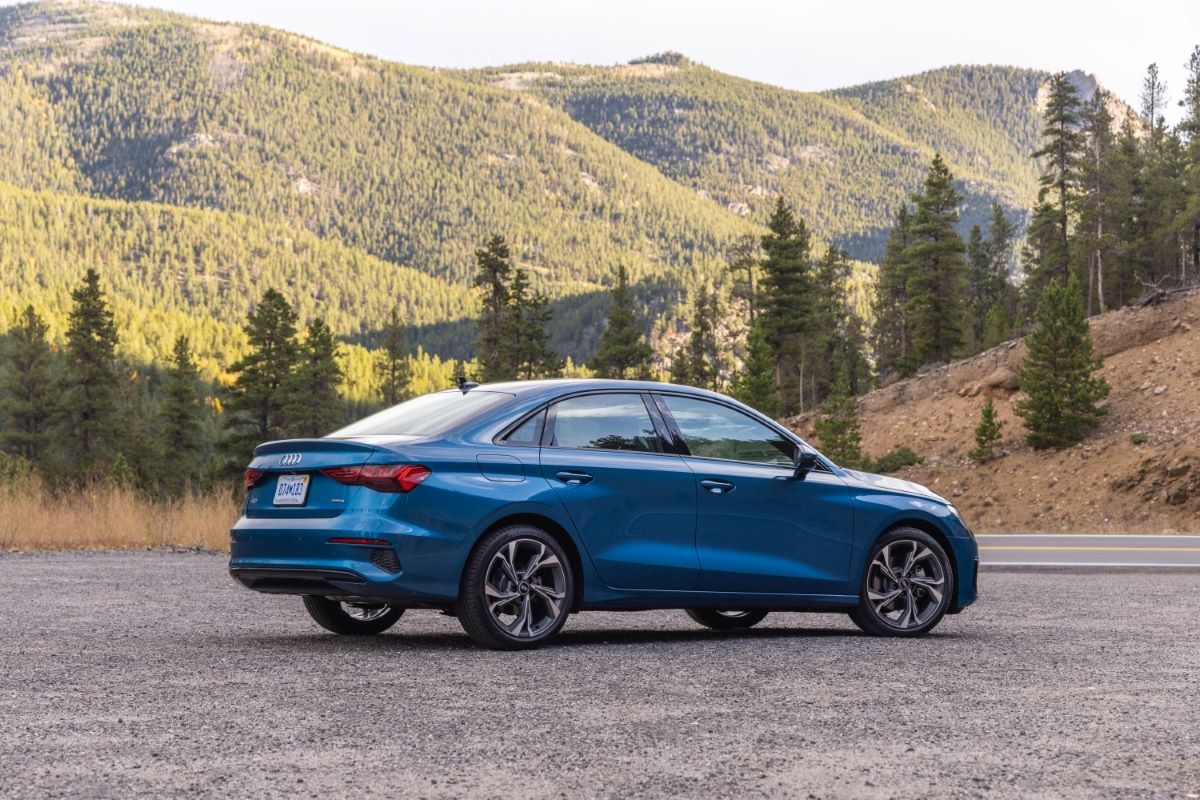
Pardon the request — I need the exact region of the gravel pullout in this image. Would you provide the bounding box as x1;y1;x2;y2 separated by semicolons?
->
1;551;1198;798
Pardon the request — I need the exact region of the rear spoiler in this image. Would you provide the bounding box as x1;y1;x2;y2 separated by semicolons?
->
252;438;379;457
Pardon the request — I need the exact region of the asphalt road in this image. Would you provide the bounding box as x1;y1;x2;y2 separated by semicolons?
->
978;534;1200;568
2;551;1198;799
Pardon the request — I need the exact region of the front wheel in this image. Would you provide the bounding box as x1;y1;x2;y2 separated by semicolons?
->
302;596;404;635
458;525;574;650
848;527;953;637
685;609;768;630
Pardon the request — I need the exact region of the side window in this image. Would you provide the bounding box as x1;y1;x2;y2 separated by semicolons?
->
502;409;545;446
549;394;661;453
661;395;795;466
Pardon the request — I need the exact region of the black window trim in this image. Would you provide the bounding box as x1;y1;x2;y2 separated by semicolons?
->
651;391;833;473
537;390;677;456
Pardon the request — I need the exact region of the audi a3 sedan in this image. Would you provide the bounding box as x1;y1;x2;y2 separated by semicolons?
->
230;379;978;649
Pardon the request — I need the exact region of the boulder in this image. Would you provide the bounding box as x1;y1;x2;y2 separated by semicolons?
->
984;367;1019;390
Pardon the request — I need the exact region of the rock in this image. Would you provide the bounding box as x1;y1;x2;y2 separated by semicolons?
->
1166;485;1190;505
1166;461;1191;478
1153;385;1167;395
984;367;1019;390
1139;380;1153;391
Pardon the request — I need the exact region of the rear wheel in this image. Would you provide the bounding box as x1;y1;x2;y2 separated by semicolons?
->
685;608;768;630
848;527;953;637
458;525;574;650
302;596;404;635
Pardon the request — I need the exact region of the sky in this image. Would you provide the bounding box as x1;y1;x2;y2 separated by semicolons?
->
17;0;1200;122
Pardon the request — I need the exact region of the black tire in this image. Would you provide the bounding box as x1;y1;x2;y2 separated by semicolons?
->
849;527;954;637
302;596;404;635
458;524;574;650
685;608;768;630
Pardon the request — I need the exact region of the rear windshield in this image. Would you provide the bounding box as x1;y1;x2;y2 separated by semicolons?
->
329;391;512;438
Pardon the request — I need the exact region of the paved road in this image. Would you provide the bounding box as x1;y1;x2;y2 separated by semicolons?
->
2;551;1199;799
978;534;1200;568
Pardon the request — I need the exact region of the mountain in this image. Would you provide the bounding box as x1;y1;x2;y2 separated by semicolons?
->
466;56;1129;261
0;2;1136;373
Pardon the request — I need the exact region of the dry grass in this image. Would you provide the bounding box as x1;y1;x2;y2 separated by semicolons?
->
0;479;238;552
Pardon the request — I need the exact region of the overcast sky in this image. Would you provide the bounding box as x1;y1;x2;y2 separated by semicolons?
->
24;0;1200;122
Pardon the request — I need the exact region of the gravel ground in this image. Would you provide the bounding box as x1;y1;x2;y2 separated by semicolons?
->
1;552;1198;799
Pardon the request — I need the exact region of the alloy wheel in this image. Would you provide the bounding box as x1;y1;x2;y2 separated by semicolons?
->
484;538;568;638
342;602;392;622
865;539;947;630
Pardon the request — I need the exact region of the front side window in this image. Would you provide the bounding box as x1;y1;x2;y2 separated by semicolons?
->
549;394;661;453
660;395;795;466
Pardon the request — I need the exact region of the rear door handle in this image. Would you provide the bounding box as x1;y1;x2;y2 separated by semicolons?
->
555;470;594;485
700;479;735;495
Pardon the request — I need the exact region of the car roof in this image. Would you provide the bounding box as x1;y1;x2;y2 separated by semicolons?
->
467;378;733;404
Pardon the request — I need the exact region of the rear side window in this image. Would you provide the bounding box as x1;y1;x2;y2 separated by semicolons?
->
549;394;661;453
502;409;545;446
660;395;795;466
330;391;511;437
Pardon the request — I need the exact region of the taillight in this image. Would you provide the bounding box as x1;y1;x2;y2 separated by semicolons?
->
243;469;264;491
320;464;431;493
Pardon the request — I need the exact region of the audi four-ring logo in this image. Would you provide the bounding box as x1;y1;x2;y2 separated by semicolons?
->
278;453;303;467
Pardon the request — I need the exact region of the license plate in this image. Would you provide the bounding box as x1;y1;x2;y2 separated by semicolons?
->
273;474;310;506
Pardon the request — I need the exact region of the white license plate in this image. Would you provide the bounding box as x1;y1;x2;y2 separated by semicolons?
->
273;474;310;506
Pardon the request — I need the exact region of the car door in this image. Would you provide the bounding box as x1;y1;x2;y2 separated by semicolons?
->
655;393;855;596
540;392;699;591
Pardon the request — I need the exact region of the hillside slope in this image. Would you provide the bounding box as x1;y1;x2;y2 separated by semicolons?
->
791;292;1200;533
467;57;1068;260
0;1;753;292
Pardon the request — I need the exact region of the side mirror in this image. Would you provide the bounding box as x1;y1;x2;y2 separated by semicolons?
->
792;451;819;481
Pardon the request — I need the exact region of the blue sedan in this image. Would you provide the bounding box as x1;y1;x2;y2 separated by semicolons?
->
230;379;978;649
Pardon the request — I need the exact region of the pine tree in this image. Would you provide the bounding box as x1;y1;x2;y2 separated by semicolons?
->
285;318;345;438
725;233;761;325
375;307;411;406
0;306;56;464
474;235;515;382
905;155;968;365
679;285;722;390
1074;90;1120;315
733;324;779;417
503;268;561;380
592;264;653;380
157;335;205;496
812;374;863;469
873;204;915;377
668;343;692;386
1014;277;1109;449
1182;47;1200;280
55;268;122;478
759;197;814;413
982;203;1019;347
222;289;300;463
969;396;1004;461
1028;73;1083;291
966;224;991;350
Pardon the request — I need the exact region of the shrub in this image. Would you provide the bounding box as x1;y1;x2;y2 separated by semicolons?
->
872;447;922;474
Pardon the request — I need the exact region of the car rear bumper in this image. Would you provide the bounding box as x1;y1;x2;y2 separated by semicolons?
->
228;511;468;603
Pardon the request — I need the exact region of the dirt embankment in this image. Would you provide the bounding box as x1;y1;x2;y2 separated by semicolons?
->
790;290;1200;533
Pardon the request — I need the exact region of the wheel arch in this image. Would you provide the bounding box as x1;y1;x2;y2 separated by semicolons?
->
465;512;586;610
874;517;958;595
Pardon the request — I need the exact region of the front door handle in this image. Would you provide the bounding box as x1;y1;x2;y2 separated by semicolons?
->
700;479;735;495
555;470;594;486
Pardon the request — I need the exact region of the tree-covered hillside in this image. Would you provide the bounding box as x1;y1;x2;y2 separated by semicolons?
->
0;2;751;291
465;57;1112;261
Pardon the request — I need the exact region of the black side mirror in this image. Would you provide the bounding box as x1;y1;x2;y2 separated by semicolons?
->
792;451;819;481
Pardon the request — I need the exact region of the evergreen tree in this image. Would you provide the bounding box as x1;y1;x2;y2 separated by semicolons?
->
473;235;515;382
0;306;56;464
1028;73;1083;290
1182;47;1200;279
157;335;205;496
55;268;122;478
759;197;814;413
969;396;1004;462
677;285;722;390
503;268;561;380
375;307;411;406
982;202;1019;347
811;246;868;400
1014;277;1109;449
1074;91;1120;315
285;318;345;438
725;233;761;325
812;374;863;469
873;204;915;377
966;224;991;349
905;155;968;365
222;289;300;463
732;324;778;417
668;343;693;386
592;264;653;380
